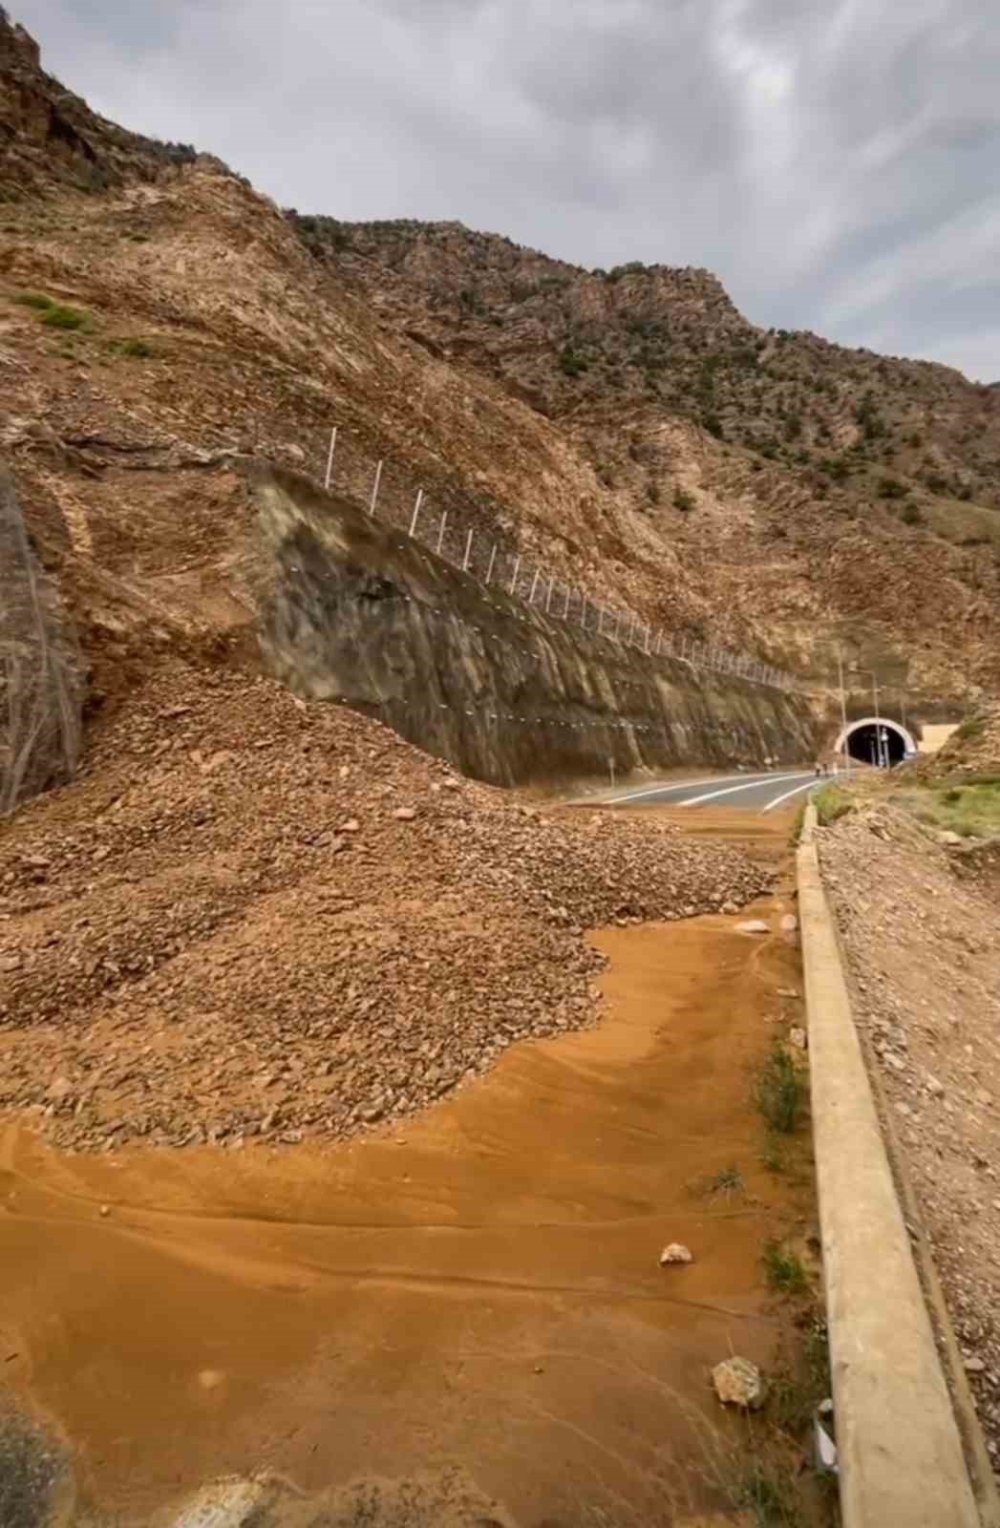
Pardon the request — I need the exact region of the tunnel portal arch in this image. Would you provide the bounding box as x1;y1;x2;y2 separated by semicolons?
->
833;717;916;768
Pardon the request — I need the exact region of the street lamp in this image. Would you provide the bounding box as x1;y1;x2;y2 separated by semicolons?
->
849;664;888;768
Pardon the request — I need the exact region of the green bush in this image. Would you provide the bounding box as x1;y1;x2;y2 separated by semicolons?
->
13;292;54;310
878;476;908;499
558;347;587;377
41;304;89;331
673;486;696;513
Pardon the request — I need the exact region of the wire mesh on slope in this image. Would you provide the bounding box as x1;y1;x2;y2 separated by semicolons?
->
0;471;81;816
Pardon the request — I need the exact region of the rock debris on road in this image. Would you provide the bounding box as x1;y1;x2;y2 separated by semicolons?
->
0;658;770;1152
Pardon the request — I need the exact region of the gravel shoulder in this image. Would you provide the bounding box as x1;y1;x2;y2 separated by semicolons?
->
0;657;769;1152
818;799;1000;1474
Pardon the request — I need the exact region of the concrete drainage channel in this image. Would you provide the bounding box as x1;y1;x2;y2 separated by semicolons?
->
798;802;997;1527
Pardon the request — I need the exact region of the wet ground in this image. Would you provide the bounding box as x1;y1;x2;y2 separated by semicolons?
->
0;812;810;1526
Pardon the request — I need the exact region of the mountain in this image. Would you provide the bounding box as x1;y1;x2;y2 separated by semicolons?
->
1;8;997;720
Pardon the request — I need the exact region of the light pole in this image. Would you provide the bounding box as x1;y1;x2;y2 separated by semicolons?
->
849;664;888;769
837;648;850;776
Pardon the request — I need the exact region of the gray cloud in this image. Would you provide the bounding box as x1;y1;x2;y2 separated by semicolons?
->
13;0;1000;379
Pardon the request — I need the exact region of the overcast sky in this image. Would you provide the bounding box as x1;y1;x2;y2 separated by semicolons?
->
13;0;1000;380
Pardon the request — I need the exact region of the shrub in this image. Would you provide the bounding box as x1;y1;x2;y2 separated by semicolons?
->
673;486;696;513
762;1240;809;1295
754;1046;805;1134
814;783;852;826
110;337;156;358
878;476;908;499
900;502;922;525
558;347;587;377
13;292;54;310
41;304;89;331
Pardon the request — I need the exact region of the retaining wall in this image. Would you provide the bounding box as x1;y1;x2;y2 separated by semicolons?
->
244;463;817;787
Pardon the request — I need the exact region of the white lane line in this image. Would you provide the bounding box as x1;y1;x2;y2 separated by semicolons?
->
602;771;786;806
762;778;820;813
678;772;813;809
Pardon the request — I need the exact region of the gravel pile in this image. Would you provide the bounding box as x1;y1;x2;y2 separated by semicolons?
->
0;659;768;1151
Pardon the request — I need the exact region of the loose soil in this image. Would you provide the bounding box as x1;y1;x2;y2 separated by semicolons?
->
0;859;812;1525
819;800;1000;1476
0;659;769;1154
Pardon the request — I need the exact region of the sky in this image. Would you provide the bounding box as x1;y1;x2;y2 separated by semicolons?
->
12;0;1000;381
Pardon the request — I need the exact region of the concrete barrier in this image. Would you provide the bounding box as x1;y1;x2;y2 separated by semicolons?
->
797;806;981;1527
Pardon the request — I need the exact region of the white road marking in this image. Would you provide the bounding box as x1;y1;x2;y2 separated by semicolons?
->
762;778;820;813
601;770;788;806
677;772;813;808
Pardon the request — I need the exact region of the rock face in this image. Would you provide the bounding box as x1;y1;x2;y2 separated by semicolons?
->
711;1357;767;1411
251;465;816;786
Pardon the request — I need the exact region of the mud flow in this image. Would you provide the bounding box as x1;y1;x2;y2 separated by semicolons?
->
1;813;807;1526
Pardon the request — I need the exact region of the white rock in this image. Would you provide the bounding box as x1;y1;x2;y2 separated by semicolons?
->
393;807;417;821
659;1243;694;1266
780;913;798;933
735;920;770;936
789;1027;808;1050
926;1074;945;1097
711;1356;767;1411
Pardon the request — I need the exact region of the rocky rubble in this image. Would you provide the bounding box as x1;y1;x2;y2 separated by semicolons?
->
0;658;768;1152
819;803;1000;1472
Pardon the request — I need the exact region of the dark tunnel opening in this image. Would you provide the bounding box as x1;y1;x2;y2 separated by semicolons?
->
845;723;907;767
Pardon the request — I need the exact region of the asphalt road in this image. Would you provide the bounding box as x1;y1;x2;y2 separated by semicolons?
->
601;767;819;814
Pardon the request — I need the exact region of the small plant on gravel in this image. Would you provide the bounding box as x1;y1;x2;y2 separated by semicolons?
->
710;1163;745;1197
813;783;852;827
40;303;90;331
724;1454;804;1527
754;1046;805;1134
761;1240;809;1296
673;486;696;513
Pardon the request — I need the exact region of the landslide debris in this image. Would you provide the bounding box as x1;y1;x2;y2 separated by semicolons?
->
0;658;769;1152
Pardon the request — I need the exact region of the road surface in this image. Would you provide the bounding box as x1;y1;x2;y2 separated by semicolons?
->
600;767;819;814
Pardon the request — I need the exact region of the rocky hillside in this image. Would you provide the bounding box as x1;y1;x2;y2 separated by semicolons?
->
303;217;1000;515
0;9;997;725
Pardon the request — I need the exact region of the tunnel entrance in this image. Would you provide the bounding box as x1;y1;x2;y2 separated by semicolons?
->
834;717;915;768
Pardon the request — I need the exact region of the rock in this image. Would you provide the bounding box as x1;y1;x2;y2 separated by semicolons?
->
780;913;798;933
341;819;360;833
99;1204;110;1217
711;1356;767;1410
441;777;461;791
735;920;769;936
393;807;417;821
721;901;739;915
789;1026;807;1050
965;1356;987;1374
46;1074;73;1101
0;953;23;972
938;831;963;846
778;988;800;999
925;1074;945;1097
659;1243;694;1266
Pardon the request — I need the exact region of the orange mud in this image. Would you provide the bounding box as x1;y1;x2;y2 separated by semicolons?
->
0;862;808;1525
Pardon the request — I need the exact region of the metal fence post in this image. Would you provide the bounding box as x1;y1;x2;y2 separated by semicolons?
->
528;569;541;605
485;543;497;585
369;459;384;516
324;426;338;490
545;575;555;613
408;489;424;537
509;554;521;596
462;528;474;572
436;510;448;554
